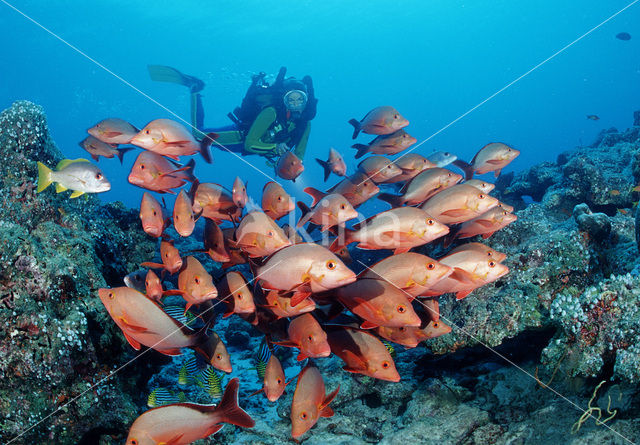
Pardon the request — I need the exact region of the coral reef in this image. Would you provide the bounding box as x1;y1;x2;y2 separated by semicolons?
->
0;101;156;443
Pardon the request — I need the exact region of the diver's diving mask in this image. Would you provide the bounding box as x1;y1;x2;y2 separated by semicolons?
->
283;89;308;113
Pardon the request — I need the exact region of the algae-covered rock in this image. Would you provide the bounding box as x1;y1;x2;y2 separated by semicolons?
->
0;101;155;444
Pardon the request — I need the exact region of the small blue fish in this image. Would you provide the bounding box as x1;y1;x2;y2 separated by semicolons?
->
427;151;457;167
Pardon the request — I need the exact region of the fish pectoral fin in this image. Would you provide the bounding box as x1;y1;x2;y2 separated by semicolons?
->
290;290;312;308
296;351;308;361
69;190;85;199
474;219;495;228
485;159;504;164
359;320;379;330
440;209;471;217
103;131;123;138
162;432;186;445
481;231;496;239
140;261;165;269
157;347;182;356
122;331;141;350
393;247;411;255
162;289;185;296
223;310;234;318
272;340;298;348
450;267;476;285
319;385;340;417
119;316;152;334
352;297;379;316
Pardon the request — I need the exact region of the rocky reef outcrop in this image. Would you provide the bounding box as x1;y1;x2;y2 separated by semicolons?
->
0;101;156;443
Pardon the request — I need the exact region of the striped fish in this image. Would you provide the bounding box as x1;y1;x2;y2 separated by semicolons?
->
163;304;197;326
196;366;223;399
147;387;187;408
381;339;396;359
255;338;272;380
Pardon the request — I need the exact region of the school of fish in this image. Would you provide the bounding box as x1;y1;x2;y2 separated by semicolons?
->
36;106;519;443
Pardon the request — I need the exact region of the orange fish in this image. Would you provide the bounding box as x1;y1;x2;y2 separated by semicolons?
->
87;117;139;145
192;183;241;224
173;189;201;237
352;129;417;159
261;181;295;221
423;249;509;300
335;278;421;329
233;211;291;258
464;179;496;194
333;207;449;254
79;135;134;163
281;224;305;244
360;252;452;298
221;228;248;269
297;193;359;232
448;242;507;263
385;153;436;184
195;219;229;263
194;330;233;373
217;271;255;318
327;325;400;381
357;155;402;184
316;147;347;182
130;118;217;162
275;313;331;360
498;201;515;213
349;106;409;139
164;256;218;311
141;239;183;275
420;183;499;225
631;185;640;192
375;325;430;348
128;151;195;194
232;176;248;208
455;206;517;240
453;142;520;179
305;172;380;208
378;167;462;207
260;289;316;319
125;378;254;445
98;287;205;356
145;269;163;303
255;243;356;307
609;190;621;196
422;319;452;340
276;151;304;182
251;354;288;402
290;365;339;439
139;192;168;238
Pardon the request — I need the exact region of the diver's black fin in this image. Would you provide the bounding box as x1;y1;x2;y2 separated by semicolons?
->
147;65;205;93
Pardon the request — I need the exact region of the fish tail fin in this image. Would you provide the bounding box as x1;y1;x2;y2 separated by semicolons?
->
315;158;331;182
348;119;361;139
351;144;369;159
116;146;135;164
378;193;401;208
216;378;255;429
36;162;53;193
184;158;197;182
329;229;352;252
200;132;218;164
303;187;326;207
442;225;460;249
296;201;312;227
452;159;474;180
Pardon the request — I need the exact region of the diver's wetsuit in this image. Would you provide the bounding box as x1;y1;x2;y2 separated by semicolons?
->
191;70;315;162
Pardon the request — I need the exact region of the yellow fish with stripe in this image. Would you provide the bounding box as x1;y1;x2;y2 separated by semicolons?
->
36;158;111;198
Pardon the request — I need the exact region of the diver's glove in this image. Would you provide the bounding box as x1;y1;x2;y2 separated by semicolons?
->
274;143;289;157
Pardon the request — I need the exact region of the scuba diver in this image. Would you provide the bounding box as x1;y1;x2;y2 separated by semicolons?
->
147;65;317;165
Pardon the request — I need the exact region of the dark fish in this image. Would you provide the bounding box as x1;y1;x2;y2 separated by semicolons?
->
586;115;600;121
616;32;631;41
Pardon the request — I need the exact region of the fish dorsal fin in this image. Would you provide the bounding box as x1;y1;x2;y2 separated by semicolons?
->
55;158;91;170
350;214;376;231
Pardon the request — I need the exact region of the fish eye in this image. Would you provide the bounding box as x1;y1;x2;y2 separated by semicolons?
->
396;305;406;313
237;293;243;300
479;194;485;199
140;164;145;170
426;219;435;225
145;130;150;134
96;173;103;179
393;114;399;119
382;361;390;369
277;196;282;201
267;231;274;237
399;327;406;332
130;440;138;445
427;263;435;270
340;204;346;210
326;260;337;270
489;261;496;267
108;292;114;299
277;378;282;384
194;276;200;284
300;412;308;420
216;353;222;360
145;280;149;287
164;252;169;258
307;334;313;341
433;322;439;328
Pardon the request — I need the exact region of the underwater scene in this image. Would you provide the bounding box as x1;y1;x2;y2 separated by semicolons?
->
1;1;640;444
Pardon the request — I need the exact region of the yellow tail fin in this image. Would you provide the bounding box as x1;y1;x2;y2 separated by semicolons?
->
36;162;53;193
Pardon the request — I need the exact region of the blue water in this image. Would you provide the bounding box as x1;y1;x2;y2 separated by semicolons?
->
1;0;639;209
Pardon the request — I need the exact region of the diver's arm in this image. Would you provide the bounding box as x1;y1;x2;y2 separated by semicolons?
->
293;122;311;160
244;107;278;154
